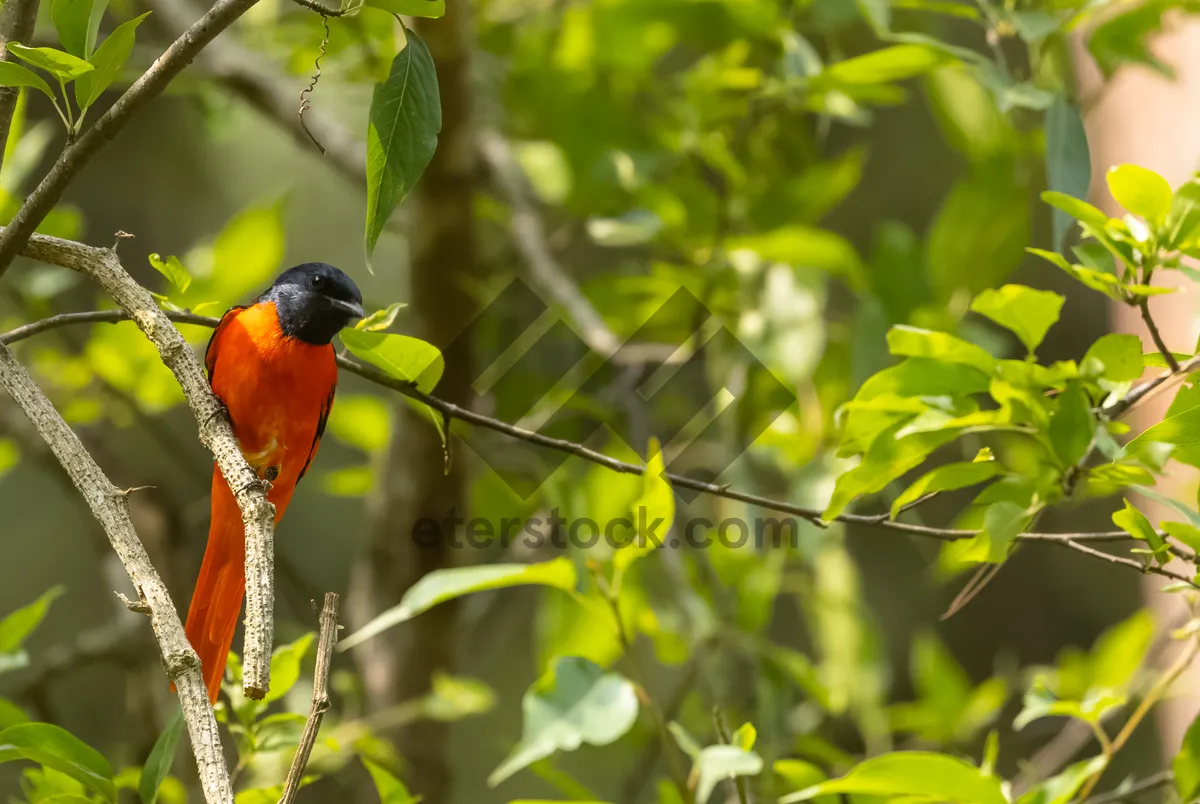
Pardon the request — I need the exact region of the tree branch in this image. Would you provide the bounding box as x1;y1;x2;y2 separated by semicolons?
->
2;233;276;699
0;0;268;278
0;344;233;802
4;305;1197;587
278;592;339;804
1138;297;1180;373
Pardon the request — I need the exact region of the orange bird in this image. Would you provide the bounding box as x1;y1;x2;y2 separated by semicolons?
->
183;263;363;702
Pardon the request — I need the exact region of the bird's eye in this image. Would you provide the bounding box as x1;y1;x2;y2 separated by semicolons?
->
310;275;325;290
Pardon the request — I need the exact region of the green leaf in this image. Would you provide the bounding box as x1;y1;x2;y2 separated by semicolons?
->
969;285;1064;354
138;707;183;804
825;45;953;85
365;28;441;263
7;44;93;82
1083;334;1144;382
890;460;1002;519
0;586;64;653
1167;178;1200;249
824;425;960;521
1177;709;1200;800
362;757;418;804
0;723;115;802
730;723;756;751
971;500;1028;564
1163;521;1200;554
147;252;190;295
0;62;57;101
886;326;996;374
613;437;673;584
488;657;639;787
340;558;577;650
691;744;764;804
264;632;314;704
1041;191;1108;226
340;327;443;393
1112;499;1165;554
1129;404;1200;468
1049;382;1093;466
355;302;407;332
50;0;108;57
854;357;991;402
1107;163;1172;225
74;12;150;111
365;0;444;16
778;752;1005;804
1014;685;1125;730
1045;101;1091;249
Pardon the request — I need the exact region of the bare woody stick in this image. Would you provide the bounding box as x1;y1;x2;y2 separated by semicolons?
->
279;592;340;804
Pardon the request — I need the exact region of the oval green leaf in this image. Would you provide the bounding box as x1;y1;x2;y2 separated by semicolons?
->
8;44;93;81
0;722;116;802
488;657;639;787
0;61;57;101
365;28;441;263
1107;163;1172;225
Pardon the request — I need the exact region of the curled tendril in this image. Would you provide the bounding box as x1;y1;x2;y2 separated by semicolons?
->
298;14;331;155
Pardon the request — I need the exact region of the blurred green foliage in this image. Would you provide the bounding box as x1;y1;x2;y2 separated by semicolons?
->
10;0;1200;803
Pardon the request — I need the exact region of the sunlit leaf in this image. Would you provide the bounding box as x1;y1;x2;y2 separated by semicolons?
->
890;460;1002;519
1040;191;1108;226
339;328;443;393
825;44;953;85
147;253;191;295
365;27;441;262
1016;756;1106;804
340;558;578;650
586;210;662;247
488;657;639;786
1107;164;1172;226
50;0;108;58
8;44;93;81
1177;710;1200;800
75;12;151;110
264;633;314;705
613;437;673;584
886;326;996;374
969;285;1064;354
1049;382;1093;466
1112;500;1165;557
779;752;1005;804
1082;334;1143;382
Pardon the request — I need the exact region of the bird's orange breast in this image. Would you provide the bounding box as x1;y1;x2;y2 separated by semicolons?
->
208;302;337;517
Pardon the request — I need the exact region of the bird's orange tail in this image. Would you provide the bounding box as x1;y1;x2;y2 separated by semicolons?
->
182;468;246;703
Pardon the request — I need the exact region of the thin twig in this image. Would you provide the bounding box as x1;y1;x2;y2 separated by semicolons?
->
0;344;233;802
278;592;340;804
4;306;1197;578
0;0;268;278
1138;297;1180;373
1;233;276;699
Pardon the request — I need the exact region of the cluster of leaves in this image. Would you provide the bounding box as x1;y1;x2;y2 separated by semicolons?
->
0;0;148;135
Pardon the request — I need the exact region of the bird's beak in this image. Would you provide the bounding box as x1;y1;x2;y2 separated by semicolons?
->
333;299;365;321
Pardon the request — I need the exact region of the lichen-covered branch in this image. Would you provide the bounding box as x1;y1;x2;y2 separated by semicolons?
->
6;230;276;699
0;343;233;802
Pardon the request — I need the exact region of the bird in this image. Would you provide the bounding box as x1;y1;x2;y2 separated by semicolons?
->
182;262;363;703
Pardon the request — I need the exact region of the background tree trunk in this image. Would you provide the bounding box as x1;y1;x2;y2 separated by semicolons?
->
346;10;478;804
